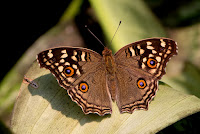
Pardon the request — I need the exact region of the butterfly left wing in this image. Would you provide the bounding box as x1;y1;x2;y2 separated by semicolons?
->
114;38;177;113
37;47;112;116
37;47;102;89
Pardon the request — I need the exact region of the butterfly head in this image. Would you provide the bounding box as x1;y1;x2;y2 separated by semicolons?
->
102;47;112;56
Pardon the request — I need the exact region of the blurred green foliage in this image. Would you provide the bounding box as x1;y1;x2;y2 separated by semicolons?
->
145;0;200;27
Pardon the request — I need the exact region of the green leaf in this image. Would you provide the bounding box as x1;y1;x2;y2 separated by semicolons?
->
163;61;200;98
59;0;83;23
162;24;200;97
11;61;200;133
89;0;166;52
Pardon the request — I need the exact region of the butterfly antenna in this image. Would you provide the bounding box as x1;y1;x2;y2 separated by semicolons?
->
110;21;121;44
85;25;106;48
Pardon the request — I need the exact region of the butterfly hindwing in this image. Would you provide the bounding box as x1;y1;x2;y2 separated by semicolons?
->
115;65;158;113
37;47;112;115
67;66;112;115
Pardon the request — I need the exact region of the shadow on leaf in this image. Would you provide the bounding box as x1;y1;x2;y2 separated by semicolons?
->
28;73;110;125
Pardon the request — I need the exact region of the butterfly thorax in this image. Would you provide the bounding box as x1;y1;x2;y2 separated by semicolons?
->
102;47;116;74
102;47;117;100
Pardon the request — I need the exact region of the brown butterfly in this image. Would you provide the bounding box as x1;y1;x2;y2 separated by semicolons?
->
37;38;177;116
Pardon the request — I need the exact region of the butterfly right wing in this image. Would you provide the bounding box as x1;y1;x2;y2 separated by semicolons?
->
37;47;112;116
114;38;177;113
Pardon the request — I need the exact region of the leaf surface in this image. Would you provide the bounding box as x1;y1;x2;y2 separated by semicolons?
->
11;61;200;134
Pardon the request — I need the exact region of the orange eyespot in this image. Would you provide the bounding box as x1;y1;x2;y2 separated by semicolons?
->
147;58;157;68
137;78;147;89
64;67;74;77
79;82;89;93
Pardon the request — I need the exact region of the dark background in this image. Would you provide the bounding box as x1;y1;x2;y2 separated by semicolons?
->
1;1;71;81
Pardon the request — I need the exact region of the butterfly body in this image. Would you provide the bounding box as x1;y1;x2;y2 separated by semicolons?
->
37;38;177;116
102;47;117;100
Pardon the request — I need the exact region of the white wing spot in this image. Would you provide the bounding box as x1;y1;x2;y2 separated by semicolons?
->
48;50;53;58
137;45;141;49
143;57;147;62
141;63;146;69
149;54;154;57
76;69;81;76
46;61;51;65
58;66;64;72
156;62;160;68
71;56;78;61
55;63;59;66
152;50;157;54
64;62;70;66
140;49;145;54
51;65;55;69
147;46;154;50
129;47;135;56
73;50;77;55
72;64;77;69
61;53;68;58
156;56;161;62
81;52;86;61
43;58;47;62
61;72;65;77
61;50;67;53
166;50;171;54
60;59;65;63
147;41;152;45
160;39;166;47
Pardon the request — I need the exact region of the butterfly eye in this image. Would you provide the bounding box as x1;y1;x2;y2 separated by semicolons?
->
79;82;89;93
147;58;157;68
64;67;74;77
137;78;147;89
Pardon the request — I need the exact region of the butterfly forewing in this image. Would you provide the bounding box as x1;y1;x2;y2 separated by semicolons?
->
37;47;101;87
114;38;177;79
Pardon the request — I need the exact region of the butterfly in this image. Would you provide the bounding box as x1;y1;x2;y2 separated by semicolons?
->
37;38;177;116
